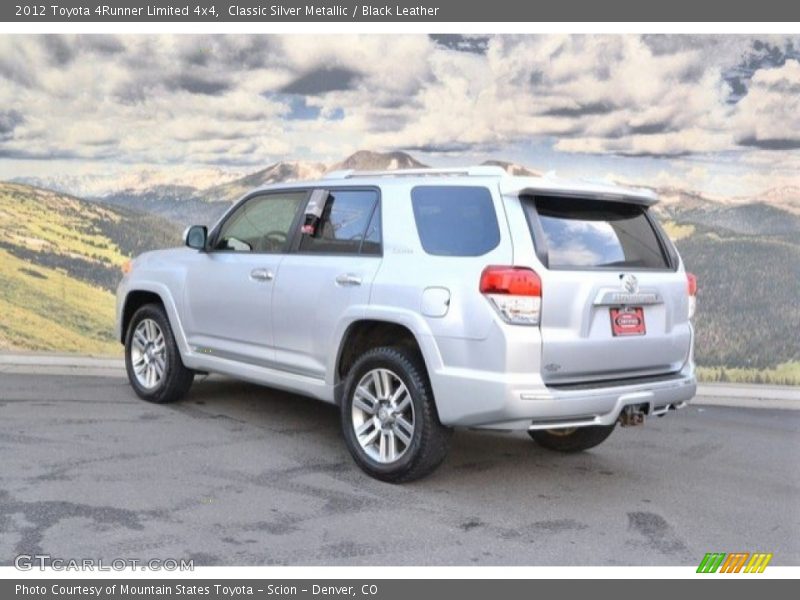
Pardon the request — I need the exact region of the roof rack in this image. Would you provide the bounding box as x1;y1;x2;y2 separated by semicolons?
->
323;166;508;179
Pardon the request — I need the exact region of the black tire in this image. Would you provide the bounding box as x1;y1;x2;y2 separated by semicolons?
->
340;346;451;483
124;303;194;404
528;425;615;453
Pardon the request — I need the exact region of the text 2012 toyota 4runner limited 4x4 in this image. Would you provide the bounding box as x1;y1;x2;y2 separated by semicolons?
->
116;166;697;482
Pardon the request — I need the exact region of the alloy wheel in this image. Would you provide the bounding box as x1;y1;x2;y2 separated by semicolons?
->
130;318;167;389
351;368;415;463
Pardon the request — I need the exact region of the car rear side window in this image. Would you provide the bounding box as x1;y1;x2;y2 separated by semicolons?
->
411;186;500;256
527;196;670;269
298;189;379;255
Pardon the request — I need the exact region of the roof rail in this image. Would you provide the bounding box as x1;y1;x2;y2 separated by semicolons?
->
322;166;508;179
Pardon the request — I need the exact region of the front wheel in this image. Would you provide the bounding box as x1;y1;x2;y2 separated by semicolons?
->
340;346;451;483
125;303;194;404
528;425;615;452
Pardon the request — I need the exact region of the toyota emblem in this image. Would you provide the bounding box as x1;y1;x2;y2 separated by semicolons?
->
621;274;639;294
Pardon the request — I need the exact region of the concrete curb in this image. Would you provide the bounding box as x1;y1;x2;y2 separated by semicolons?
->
0;353;123;368
1;353;798;409
694;384;800;411
0;353;125;378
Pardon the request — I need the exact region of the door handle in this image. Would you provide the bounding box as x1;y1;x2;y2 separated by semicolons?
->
335;273;362;286
250;268;274;282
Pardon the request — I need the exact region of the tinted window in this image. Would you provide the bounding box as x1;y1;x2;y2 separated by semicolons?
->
530;196;669;269
411;186;500;256
299;189;379;255
214;191;306;253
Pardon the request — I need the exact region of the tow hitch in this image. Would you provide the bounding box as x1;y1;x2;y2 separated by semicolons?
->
618;403;648;427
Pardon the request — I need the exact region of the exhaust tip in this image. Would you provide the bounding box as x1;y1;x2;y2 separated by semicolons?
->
618;403;648;427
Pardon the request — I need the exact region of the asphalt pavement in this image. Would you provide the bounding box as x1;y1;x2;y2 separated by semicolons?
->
0;372;798;566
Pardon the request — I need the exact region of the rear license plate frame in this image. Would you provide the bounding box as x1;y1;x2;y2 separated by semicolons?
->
610;306;646;337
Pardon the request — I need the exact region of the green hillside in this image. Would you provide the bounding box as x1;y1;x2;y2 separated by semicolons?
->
676;231;800;369
0;183;178;354
666;213;800;384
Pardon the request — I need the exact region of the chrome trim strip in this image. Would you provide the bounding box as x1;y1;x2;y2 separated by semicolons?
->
191;346;324;381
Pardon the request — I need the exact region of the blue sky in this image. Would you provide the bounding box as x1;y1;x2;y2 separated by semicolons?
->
0;34;798;198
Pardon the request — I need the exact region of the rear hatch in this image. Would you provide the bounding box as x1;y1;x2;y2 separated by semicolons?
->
520;194;692;385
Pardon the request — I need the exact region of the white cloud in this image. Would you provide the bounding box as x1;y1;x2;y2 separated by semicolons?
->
0;34;797;198
734;59;800;149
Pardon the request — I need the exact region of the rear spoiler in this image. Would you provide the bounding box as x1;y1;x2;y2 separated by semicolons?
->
500;178;658;207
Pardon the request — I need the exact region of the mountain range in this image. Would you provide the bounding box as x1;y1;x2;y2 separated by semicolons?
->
11;152;548;227
12;167;244;199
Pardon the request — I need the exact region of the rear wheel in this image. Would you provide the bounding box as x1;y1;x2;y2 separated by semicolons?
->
125;303;193;404
340;346;451;482
528;425;615;452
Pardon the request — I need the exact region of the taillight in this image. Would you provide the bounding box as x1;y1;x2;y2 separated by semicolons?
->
686;272;697;319
480;266;542;325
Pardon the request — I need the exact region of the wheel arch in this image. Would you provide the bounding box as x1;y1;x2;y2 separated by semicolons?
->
119;283;189;358
120;290;164;343
331;312;443;406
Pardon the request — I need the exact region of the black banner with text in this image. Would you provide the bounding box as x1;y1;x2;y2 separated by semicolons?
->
4;579;794;600
3;0;800;22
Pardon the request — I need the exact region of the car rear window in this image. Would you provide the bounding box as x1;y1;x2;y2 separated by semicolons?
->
526;196;670;269
411;186;500;256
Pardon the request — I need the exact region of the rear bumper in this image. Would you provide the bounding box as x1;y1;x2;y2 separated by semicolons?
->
431;365;696;430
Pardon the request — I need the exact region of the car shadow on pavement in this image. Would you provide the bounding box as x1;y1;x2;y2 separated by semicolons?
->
173;376;625;484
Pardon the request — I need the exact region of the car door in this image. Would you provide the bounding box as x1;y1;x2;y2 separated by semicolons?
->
271;188;382;379
182;190;308;366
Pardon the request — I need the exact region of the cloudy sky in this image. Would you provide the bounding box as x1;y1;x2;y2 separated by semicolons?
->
0;34;799;197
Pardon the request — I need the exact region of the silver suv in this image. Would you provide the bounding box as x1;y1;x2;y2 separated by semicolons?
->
116;167;697;481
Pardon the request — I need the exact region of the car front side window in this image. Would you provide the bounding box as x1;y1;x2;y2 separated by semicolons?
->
213;191;307;253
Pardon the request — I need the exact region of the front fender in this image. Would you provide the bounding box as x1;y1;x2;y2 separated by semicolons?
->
116;278;190;358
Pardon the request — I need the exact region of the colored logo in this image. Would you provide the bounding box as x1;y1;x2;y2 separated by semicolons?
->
697;552;773;573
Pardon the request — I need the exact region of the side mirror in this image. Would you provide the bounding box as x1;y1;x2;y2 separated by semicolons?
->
184;225;207;250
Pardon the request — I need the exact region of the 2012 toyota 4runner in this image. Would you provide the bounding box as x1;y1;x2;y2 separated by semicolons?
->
116;166;697;482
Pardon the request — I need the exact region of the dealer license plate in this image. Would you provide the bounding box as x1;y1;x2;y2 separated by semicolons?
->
610;307;646;336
